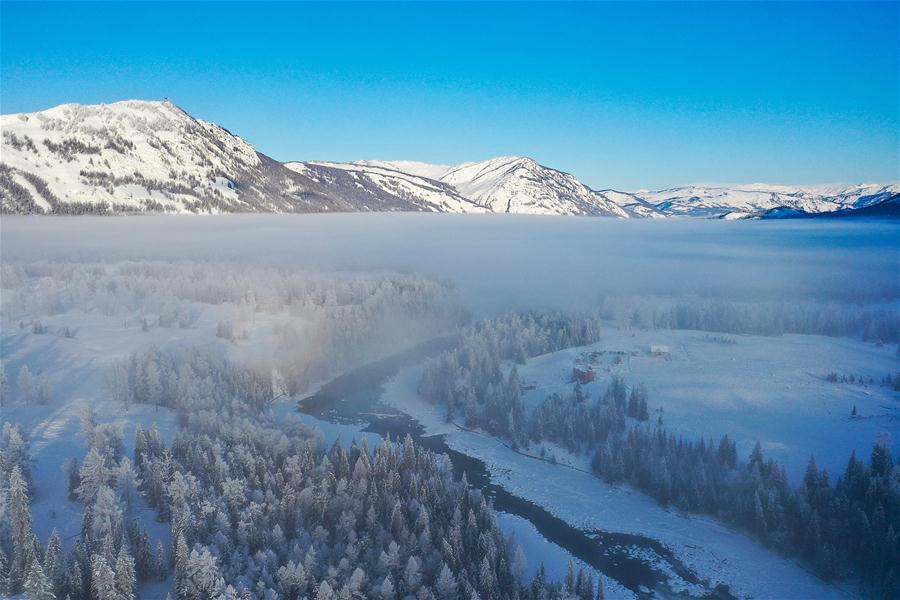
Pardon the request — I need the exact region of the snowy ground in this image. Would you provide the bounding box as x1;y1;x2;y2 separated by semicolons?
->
381;360;866;600
510;327;899;482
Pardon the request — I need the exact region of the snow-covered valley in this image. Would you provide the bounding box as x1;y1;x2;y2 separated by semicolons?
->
0;215;897;600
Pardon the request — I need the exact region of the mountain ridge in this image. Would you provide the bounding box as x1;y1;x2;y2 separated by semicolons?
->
1;100;896;218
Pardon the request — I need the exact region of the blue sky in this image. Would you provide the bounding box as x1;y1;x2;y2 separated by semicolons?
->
1;1;897;190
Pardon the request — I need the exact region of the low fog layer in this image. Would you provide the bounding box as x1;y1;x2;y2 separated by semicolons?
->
2;214;897;311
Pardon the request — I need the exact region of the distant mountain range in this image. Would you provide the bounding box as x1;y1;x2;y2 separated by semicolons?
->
2;100;896;218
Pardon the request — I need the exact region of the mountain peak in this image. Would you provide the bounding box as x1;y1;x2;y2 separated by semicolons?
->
0;99;353;214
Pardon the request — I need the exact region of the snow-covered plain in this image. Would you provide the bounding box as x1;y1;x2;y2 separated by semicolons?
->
510;328;899;482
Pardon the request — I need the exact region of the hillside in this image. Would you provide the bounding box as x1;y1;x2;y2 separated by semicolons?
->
0;100;428;214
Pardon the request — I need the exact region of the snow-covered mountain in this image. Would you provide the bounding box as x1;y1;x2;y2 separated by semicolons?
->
283;157;637;216
1;100;895;217
0;100;448;214
334;156;634;216
437;156;631;216
636;183;899;219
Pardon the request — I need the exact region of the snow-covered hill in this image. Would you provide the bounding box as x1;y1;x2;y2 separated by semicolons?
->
636;183;899;218
1;100;895;217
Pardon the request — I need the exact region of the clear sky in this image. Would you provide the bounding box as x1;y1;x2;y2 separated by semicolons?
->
1;1;898;190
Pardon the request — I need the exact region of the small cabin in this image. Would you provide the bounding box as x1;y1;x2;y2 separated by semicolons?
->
572;367;595;384
649;344;670;358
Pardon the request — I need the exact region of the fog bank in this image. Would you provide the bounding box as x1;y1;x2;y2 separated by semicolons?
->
2;214;896;312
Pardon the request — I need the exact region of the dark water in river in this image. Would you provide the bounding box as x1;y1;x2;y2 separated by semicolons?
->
299;338;733;599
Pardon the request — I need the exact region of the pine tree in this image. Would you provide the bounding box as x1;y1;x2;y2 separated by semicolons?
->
638;396;649;421
43;529;63;594
154;541;168;581
91;554;117;600
133;424;147;470
17;365;34;404
64;560;84;600
315;580;335;600
564;559;576;595
114;546;136;600
752;490;768;542
435;563;457;600
78;404;97;447
23;560;54;600
173;534;189;597
87;486;123;545
114;457;141;509
380;574;395;600
75;448;109;505
183;546;223;599
870;440;893;478
403;556;421;594
8;466;33;591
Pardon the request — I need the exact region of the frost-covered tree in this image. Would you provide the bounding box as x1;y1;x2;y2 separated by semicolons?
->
105;363;131;410
434;564;456;600
114;457;141;509
87;486;123;547
23;560;54;600
75;448;109;505
17;365;34;404
91;554;117;600
43;529;64;594
403;555;421;594
1;422;32;484
379;574;395;600
182;547;224;600
114;546;136;600
154;541;168;582
8;466;33;591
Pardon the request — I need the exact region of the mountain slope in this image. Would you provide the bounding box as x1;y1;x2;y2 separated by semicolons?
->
594;189;667;219
285;161;485;213
354;160;453;181
437;156;631;217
